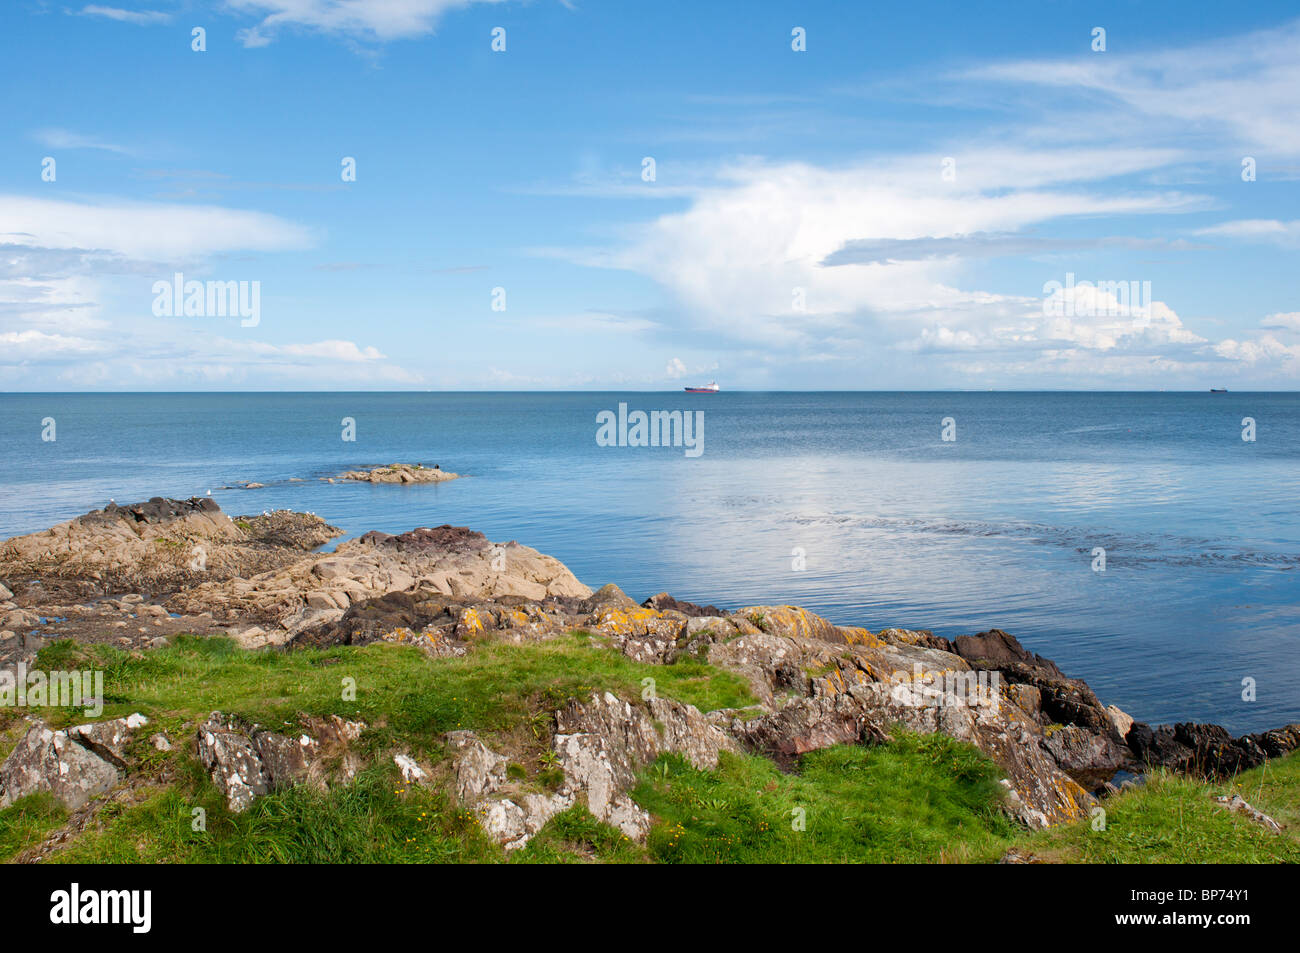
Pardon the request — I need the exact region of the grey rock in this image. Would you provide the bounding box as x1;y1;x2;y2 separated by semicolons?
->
0;715;139;810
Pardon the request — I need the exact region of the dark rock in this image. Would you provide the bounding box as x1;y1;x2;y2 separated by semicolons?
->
97;496;221;525
581;583;638;612
641;592;725;617
1040;724;1130;790
355;525;489;555
952;629;1064;677
1126;721;1300;778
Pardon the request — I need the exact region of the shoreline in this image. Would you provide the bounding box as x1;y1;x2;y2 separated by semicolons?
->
0;493;1296;849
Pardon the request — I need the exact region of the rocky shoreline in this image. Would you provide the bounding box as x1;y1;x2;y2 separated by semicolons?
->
0;496;1296;849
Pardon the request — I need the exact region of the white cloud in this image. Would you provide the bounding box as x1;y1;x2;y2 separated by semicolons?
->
0;329;106;358
1263;312;1300;332
1195;219;1300;247
228;0;507;47
0;195;316;260
588;150;1205;351
1213;334;1300;367
33;128;132;155
665;357;686;378
277;339;385;361
970;19;1300;156
77;5;172;25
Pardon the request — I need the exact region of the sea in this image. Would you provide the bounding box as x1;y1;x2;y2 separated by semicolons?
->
1;391;1297;735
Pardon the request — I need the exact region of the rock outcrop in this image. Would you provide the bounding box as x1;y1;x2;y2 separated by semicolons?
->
0;498;340;597
196;712;366;812
339;464;458;484
445;691;736;849
173;525;590;645
1126;721;1300;779
5;500;1298;845
0;714;148;809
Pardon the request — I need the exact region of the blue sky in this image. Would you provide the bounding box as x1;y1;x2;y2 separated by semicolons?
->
2;0;1299;390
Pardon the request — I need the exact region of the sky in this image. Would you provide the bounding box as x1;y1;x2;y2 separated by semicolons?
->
2;0;1299;391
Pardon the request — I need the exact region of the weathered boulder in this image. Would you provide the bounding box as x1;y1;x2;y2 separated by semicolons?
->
196;714;270;812
445;730;508;802
641;592;725;617
952;629;1064;676
68;712;150;768
552;692;737;839
195;712;365;812
1213;794;1281;833
588;605;685;663
0;714;148;809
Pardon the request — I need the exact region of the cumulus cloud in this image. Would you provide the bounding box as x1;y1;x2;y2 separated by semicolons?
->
583;149;1205;353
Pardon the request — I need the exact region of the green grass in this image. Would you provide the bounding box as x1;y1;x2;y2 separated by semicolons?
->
51;766;501;864
2;633;1296;864
1016;754;1300;864
0;793;67;859
632;734;1019;863
24;632;754;758
513;806;649;864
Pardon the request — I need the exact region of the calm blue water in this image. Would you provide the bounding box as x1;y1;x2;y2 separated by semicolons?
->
1;392;1297;735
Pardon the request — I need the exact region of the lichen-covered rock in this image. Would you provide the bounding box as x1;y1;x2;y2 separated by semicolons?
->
197;714;271;812
67;712;149;768
176;526;590;639
445;730;508;802
589;606;685;663
1213;794;1281;833
553;692;736;839
0;714;148;810
1040;724;1129;790
448;693;735;849
196;711;365;812
479;792;575;850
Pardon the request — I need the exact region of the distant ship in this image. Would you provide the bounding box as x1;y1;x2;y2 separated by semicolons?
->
684;381;720;393
1210;387;1228;393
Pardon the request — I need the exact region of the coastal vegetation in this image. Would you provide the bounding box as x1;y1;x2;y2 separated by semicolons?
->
1;634;1294;865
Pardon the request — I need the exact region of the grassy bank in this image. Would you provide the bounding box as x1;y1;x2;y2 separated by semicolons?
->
0;635;1294;864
